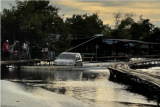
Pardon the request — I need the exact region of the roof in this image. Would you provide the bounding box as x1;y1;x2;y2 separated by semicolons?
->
142;31;160;42
102;38;159;44
72;36;160;45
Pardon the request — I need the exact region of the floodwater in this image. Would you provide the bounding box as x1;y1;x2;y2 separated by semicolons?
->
1;62;158;107
137;66;160;77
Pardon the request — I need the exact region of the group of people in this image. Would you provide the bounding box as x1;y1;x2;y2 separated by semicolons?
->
41;42;56;60
2;40;30;61
2;40;56;61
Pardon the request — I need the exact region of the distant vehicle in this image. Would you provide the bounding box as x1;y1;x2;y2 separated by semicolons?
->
54;52;83;66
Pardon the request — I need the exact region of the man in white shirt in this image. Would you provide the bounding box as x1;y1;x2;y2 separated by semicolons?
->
22;41;29;60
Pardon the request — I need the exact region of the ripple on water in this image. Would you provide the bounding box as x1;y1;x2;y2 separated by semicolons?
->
1;64;158;107
137;67;160;76
44;76;156;107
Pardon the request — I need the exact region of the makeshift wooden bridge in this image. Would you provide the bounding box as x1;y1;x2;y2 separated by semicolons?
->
108;59;160;106
1;59;54;67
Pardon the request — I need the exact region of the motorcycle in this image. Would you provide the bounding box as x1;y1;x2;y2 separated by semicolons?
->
13;50;21;60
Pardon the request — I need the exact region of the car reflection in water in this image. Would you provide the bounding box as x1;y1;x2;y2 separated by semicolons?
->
54;52;83;66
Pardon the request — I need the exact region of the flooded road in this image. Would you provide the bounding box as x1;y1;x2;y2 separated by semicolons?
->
1;62;158;107
137;66;160;77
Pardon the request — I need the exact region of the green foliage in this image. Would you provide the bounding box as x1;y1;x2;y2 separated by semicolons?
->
1;0;59;43
129;23;142;40
130;17;155;40
66;12;104;39
1;1;160;56
112;13;158;40
102;24;112;37
1;0;71;53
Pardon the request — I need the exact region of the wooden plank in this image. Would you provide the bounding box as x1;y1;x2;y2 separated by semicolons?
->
109;59;160;88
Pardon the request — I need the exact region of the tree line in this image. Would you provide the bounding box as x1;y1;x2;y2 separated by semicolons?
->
1;0;160;54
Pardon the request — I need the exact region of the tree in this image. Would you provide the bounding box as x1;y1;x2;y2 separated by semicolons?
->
152;27;160;33
54;16;71;54
1;0;72;54
15;0;60;43
85;13;104;37
131;15;154;40
66;14;86;39
112;12;135;39
1;0;58;43
112;13;155;40
102;24;112;37
113;12;122;29
66;12;104;39
1;6;18;42
129;22;142;40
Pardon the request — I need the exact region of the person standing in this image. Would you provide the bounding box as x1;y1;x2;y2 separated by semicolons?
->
9;41;15;60
31;43;38;59
22;41;29;60
3;40;9;61
49;42;56;60
14;41;21;52
45;43;50;59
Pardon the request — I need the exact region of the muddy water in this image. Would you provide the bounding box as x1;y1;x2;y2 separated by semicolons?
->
137;66;160;76
1;64;157;107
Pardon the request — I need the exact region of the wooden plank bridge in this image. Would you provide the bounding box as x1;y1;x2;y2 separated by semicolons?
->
108;59;160;106
1;55;160;66
1;59;54;67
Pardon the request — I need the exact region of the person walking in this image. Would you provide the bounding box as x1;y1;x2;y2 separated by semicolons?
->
3;40;9;61
49;42;56;60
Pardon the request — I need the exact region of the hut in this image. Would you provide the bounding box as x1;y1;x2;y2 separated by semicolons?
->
68;35;159;61
142;31;160;55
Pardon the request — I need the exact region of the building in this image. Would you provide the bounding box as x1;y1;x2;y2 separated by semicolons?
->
68;35;159;61
142;31;160;55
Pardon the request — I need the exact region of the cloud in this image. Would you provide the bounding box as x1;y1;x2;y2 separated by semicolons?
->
1;0;159;27
52;1;160;27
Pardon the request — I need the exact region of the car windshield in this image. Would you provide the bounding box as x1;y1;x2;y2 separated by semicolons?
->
58;53;76;59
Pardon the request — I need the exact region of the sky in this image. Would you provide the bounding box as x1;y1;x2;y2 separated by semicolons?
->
1;0;160;28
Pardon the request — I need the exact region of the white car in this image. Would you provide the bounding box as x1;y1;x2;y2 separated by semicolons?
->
54;52;83;66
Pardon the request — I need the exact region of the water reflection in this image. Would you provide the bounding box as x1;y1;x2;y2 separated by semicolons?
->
1;65;157;107
43;78;156;107
2;66;82;81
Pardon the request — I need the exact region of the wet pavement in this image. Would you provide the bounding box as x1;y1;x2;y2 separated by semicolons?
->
1;62;158;107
